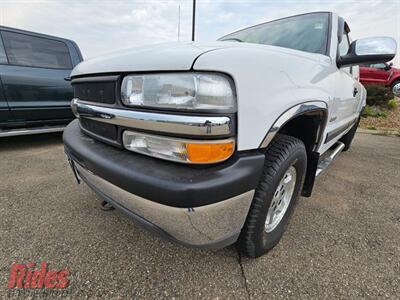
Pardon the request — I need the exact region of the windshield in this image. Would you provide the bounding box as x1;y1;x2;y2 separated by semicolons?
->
219;13;330;55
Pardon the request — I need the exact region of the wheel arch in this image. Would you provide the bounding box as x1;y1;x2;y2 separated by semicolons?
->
259;101;329;197
389;75;400;86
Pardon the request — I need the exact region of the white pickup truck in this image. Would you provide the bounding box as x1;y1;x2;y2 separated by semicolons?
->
64;12;396;258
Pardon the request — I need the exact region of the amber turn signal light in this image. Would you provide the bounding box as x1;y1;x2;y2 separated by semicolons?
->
186;142;235;163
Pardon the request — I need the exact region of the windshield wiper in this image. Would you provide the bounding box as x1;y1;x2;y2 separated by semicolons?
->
221;38;244;43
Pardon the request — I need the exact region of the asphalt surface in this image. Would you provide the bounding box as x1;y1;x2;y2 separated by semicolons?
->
0;132;399;299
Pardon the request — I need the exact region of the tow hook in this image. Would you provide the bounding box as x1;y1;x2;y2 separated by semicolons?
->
101;200;115;211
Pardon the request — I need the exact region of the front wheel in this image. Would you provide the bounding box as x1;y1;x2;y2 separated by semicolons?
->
391;80;400;97
237;134;307;258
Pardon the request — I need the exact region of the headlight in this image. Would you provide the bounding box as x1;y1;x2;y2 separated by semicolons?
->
123;130;235;164
121;73;236;112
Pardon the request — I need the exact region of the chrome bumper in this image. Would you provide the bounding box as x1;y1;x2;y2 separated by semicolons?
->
73;162;254;249
71;98;233;137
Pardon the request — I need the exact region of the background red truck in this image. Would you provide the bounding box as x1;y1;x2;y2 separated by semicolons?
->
360;62;400;96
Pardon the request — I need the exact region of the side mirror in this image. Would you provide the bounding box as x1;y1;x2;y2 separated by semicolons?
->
338;37;397;68
384;63;392;71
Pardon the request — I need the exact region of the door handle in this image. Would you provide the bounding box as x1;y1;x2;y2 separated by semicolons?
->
353;87;359;97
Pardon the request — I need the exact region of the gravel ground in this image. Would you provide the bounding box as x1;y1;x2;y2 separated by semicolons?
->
0;132;399;299
360;97;400;131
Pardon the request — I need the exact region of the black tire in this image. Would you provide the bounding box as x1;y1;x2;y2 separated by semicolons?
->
391;80;400;97
237;134;307;258
340;117;360;151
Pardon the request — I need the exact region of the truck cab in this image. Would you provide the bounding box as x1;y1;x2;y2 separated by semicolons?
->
0;26;83;137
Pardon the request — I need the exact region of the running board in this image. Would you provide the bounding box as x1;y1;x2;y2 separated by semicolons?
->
0;125;65;137
316;142;345;177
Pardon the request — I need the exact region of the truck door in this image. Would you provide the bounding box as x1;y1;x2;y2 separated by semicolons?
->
366;63;391;85
327;26;362;147
360;65;376;85
0;34;12;125
0;30;74;123
334;30;362;123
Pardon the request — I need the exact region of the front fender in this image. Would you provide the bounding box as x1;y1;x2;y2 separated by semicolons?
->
193;46;333;150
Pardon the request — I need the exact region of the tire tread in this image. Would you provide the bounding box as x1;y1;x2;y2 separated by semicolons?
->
237;134;305;258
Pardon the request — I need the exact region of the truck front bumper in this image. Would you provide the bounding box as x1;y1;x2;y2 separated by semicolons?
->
63;120;264;249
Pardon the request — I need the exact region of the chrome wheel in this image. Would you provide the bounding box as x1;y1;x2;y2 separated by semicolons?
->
265;166;297;233
393;82;400;97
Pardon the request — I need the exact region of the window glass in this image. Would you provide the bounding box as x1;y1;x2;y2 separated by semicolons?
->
370;63;386;69
2;31;72;69
0;34;7;63
219;13;329;55
338;33;350;56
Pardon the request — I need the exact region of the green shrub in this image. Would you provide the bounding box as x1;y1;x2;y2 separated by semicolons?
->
365;85;394;106
362;105;374;117
387;99;397;110
362;105;387;118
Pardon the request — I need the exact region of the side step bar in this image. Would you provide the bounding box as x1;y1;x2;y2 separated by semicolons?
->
316;142;345;177
0;125;65;137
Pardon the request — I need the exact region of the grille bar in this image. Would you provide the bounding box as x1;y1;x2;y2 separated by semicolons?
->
73;81;116;104
71;98;233;137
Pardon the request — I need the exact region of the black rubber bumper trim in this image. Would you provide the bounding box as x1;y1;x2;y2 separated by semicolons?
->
63;119;265;208
325;118;357;143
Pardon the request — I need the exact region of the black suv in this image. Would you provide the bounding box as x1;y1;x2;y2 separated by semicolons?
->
0;26;83;136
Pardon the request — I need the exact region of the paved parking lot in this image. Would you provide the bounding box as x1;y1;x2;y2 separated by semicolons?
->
0;132;399;299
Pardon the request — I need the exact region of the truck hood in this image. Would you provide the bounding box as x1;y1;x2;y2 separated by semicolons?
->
71;41;323;77
71;42;224;77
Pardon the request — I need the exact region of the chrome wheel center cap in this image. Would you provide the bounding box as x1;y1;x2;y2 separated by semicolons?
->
265;166;297;233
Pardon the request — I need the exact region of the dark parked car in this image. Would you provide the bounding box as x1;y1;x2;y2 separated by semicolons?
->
0;26;83;137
